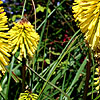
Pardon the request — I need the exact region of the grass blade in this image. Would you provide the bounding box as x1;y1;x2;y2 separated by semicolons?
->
5;56;15;100
65;56;88;98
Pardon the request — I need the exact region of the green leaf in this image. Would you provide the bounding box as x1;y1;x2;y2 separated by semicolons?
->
12;15;21;21
45;59;50;64
36;4;51;13
37;58;43;62
48;51;60;56
36;4;46;13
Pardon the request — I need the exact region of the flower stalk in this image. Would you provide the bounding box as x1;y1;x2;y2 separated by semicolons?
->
8;17;39;93
21;0;27;19
22;58;26;92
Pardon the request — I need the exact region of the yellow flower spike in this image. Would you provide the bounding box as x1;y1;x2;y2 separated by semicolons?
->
18;90;38;100
8;18;40;60
94;67;100;92
72;0;100;56
0;0;11;77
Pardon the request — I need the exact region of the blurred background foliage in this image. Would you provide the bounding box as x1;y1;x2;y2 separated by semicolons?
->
0;0;98;100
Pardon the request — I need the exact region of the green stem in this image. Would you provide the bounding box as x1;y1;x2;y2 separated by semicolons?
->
22;58;26;92
83;49;91;100
21;0;27;19
42;21;49;71
32;0;36;30
91;50;95;99
60;72;66;100
34;0;50;69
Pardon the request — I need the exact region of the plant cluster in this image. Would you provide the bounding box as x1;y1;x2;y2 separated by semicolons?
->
0;0;100;100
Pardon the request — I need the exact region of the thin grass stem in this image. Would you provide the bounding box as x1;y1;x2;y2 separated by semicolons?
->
32;0;36;30
5;56;15;100
21;0;27;19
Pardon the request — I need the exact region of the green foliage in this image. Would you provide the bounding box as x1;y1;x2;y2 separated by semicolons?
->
11;15;21;21
36;4;51;13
